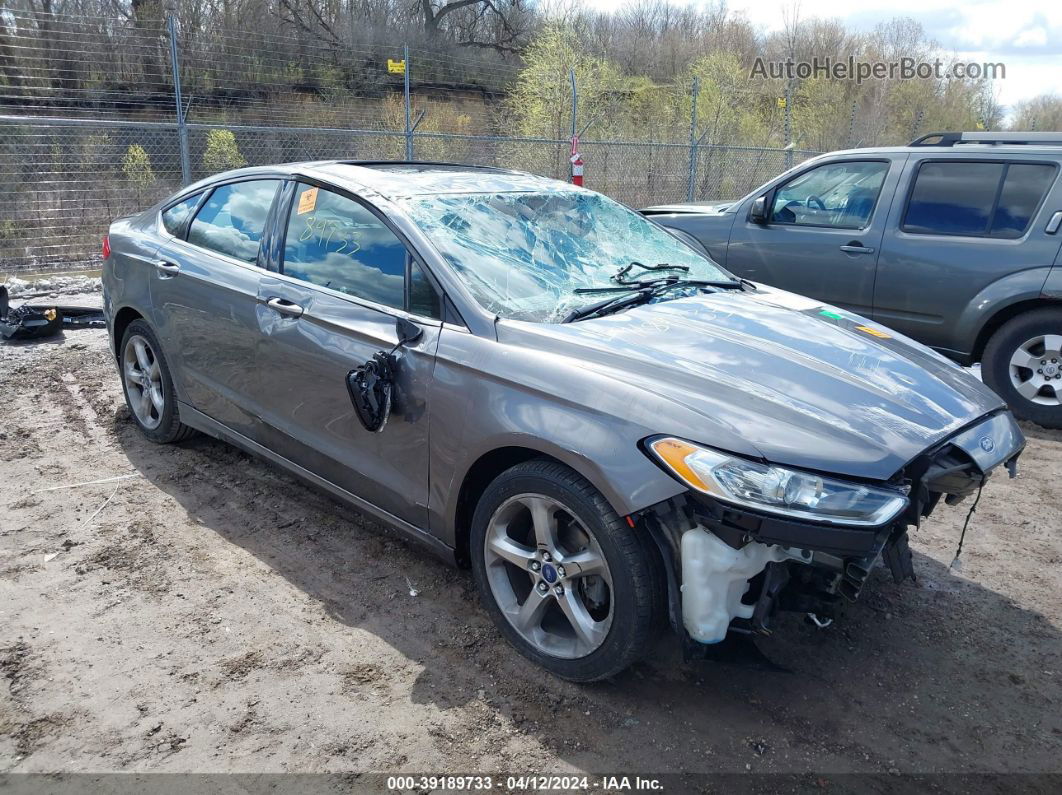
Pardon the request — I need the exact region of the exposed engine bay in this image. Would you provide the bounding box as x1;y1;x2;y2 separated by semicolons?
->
641;411;1025;647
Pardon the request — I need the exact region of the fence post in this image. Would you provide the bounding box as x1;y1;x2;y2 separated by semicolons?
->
166;15;191;186
909;108;925;143
686;77;699;202
404;44;413;160
569;68;578;182
783;81;793;170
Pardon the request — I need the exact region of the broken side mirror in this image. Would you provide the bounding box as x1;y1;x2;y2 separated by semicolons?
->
396;316;423;346
749;195;769;225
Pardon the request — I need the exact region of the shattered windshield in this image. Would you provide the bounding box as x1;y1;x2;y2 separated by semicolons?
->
400;190;731;323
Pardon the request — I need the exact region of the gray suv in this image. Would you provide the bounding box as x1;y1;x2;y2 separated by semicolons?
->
104;162;1024;681
643;131;1062;428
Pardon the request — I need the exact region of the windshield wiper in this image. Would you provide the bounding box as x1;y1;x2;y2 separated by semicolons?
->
573;277;743;294
612;261;688;284
562;279;743;323
562;287;654;323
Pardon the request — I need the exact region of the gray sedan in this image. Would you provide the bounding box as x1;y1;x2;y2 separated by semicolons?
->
103;162;1024;681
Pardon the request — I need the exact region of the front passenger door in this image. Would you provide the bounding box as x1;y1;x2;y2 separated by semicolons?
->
253;182;443;529
725;158;903;314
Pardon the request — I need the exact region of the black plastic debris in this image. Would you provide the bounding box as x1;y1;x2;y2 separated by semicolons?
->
346;351;397;433
345;317;425;433
0;286;106;341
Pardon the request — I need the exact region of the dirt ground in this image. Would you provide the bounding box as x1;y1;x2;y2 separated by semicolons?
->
1;298;1060;783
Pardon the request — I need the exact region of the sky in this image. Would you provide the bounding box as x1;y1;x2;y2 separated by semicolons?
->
585;0;1062;114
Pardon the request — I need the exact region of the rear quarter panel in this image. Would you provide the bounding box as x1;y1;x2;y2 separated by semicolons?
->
103;211;162;354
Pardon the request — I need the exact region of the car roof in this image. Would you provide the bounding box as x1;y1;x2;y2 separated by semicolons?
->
301;161;570;199
173;160;575;205
811;131;1062;159
819;144;1062;157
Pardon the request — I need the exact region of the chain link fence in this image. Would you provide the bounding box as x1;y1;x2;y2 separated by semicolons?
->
0;8;820;274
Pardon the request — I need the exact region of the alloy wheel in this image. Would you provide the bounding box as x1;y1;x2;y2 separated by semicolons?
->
1009;334;1062;406
483;493;613;660
123;334;165;429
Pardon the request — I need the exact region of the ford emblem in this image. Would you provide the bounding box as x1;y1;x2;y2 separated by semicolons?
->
979;436;995;453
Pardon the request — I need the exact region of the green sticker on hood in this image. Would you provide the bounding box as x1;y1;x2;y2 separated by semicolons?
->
819;309;844;320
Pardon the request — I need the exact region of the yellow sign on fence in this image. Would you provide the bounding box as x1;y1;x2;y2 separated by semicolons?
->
777;97;787;109
387;59;406;75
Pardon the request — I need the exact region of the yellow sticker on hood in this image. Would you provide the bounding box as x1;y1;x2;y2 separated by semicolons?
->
856;324;890;339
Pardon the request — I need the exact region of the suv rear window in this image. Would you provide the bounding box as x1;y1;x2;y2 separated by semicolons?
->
903;161;1056;239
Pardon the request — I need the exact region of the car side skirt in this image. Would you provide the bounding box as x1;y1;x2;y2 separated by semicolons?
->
177;403;458;566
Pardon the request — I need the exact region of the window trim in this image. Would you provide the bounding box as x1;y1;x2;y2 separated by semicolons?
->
275;177;447;323
900;158;1059;239
157;190;208;242
158;175;284;265
759;158;892;231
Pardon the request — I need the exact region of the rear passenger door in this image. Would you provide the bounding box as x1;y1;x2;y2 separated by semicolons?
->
873;157;1061;352
151;178;281;437
253;181;443;530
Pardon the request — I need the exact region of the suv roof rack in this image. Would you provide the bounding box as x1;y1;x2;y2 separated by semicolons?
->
909;131;1062;147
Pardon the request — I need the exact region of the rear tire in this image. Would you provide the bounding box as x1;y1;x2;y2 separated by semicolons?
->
982;308;1062;428
470;458;664;682
119;319;196;444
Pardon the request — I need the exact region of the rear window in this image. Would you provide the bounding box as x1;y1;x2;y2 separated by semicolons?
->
187;180;280;263
161;194;200;237
903;161;1056;238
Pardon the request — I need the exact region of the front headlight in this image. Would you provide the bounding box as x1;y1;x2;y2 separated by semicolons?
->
648;437;908;527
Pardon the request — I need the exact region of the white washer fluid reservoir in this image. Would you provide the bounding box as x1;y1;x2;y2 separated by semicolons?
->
680;528;790;644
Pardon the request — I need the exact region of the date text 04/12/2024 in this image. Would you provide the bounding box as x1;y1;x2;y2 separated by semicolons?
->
385;775;664;791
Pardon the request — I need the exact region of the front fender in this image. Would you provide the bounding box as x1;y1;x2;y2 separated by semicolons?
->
953;266;1054;359
1041;264;1062;301
427;329;688;548
445;429;686;541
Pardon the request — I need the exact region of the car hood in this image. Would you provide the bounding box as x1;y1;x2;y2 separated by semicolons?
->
498;286;1006;481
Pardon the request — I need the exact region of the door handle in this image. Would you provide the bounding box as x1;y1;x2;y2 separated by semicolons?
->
840;243;875;254
155;260;180;277
266;297;304;318
1046;211;1062;235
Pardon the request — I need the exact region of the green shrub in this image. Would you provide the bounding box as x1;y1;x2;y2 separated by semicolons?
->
122;144;156;202
203;129;247;173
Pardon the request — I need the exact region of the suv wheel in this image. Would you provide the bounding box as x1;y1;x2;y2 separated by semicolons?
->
982;308;1062;428
470;459;663;682
119;319;196;443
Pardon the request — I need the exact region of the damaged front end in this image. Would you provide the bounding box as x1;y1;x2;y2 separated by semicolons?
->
640;411;1025;649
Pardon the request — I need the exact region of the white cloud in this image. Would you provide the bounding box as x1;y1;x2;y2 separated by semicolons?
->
1013;27;1049;49
582;0;1062;113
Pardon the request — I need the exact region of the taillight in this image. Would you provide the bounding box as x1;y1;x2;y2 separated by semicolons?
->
102;235;111;259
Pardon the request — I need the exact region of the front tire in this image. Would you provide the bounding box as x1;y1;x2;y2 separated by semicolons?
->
119;319;196;444
982;308;1062;428
470;459;664;682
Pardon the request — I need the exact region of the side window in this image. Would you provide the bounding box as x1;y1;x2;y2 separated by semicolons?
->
282;183;408;310
161;194;201;238
409;259;441;319
992;164;1056;238
187;180;280;263
903;161;1056;238
769;161;889;229
903;162;1003;236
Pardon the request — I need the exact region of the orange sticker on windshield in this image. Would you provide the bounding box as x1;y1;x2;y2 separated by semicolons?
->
297;187;318;215
856;324;890;339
